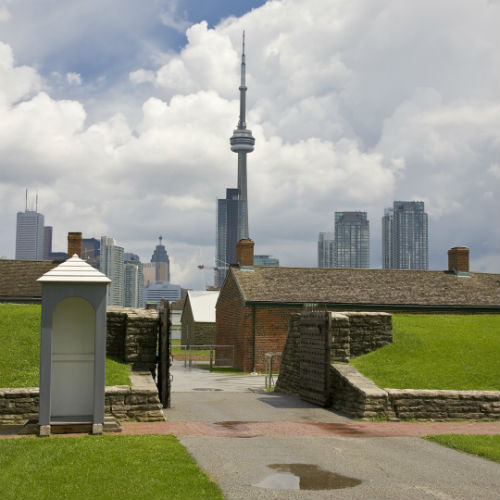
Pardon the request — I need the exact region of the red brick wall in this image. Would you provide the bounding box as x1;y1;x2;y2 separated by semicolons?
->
253;306;303;372
448;247;469;273
215;271;252;371
216;269;304;372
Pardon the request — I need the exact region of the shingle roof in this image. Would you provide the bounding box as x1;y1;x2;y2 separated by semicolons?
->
230;266;500;308
0;259;63;300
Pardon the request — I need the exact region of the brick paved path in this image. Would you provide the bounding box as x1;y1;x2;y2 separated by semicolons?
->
2;420;497;439
120;420;499;438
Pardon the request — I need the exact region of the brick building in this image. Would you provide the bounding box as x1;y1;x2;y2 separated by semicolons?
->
181;291;219;347
216;247;499;372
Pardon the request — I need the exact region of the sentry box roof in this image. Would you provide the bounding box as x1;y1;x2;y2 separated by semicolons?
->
37;254;111;284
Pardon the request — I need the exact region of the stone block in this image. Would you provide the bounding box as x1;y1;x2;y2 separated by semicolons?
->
125;394;148;405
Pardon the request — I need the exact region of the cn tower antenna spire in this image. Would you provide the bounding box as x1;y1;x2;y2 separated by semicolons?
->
230;31;255;240
238;31;247;130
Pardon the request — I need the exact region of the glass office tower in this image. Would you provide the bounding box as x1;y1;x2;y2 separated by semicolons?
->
334;212;370;268
382;201;428;270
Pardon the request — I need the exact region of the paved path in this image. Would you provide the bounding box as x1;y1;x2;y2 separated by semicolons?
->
170;360;268;392
120;420;500;438
164;364;500;499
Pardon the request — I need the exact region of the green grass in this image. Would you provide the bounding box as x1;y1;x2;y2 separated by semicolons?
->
196;364;246;374
351;314;500;390
0;435;223;500
105;357;132;386
424;434;500;463
0;304;131;387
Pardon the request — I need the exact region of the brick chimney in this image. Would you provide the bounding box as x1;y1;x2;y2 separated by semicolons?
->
236;238;254;267
448;247;469;274
67;232;82;258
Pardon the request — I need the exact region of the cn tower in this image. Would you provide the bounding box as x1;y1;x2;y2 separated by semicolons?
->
230;31;255;240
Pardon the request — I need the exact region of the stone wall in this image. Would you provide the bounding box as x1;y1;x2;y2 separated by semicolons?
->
330;313;350;362
347;312;392;357
276;311;391;394
106;307;158;372
0;372;165;424
106;309;128;358
386;389;499;421
105;372;164;422
275;311;499;420
329;364;388;418
329;365;499;421
299;312;332;406
274;315;300;394
0;387;39;424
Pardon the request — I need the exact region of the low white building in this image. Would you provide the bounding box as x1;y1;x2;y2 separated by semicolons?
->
181;290;219;347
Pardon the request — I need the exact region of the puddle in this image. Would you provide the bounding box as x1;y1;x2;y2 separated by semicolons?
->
192;388;223;391
254;464;362;490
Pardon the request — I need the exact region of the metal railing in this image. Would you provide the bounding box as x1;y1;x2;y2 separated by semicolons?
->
264;352;281;390
179;345;234;371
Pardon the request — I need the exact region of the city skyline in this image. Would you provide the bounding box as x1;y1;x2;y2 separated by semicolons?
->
0;1;498;289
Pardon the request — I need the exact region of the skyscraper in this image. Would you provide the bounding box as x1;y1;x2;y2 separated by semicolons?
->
100;236;124;306
382;201;428;270
124;253;143;308
334;212;370;268
216;188;244;286
318;232;335;268
43;226;52;259
381;207;393;270
15;209;45;260
151;236;170;282
216;33;255;287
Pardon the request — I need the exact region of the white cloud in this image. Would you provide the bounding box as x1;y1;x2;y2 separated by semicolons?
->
0;42;41;105
129;69;155;84
0;0;499;285
159;0;190;34
154;21;238;98
488;163;500;179
66;72;82;86
0;5;11;22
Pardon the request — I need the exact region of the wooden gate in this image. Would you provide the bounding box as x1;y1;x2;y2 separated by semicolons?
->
299;311;331;407
157;300;171;408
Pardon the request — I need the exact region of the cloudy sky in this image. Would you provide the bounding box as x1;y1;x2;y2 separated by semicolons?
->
0;0;498;289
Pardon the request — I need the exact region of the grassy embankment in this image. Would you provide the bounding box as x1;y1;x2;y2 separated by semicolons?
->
425;434;500;463
0;435;223;500
351;314;500;390
0;304;130;387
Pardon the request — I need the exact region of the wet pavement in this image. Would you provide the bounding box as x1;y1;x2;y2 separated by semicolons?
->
180;435;500;500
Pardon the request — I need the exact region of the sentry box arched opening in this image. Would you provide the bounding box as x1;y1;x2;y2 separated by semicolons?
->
37;255;111;436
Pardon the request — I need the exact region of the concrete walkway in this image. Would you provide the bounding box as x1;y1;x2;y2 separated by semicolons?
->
165;362;500;500
170;359;269;392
